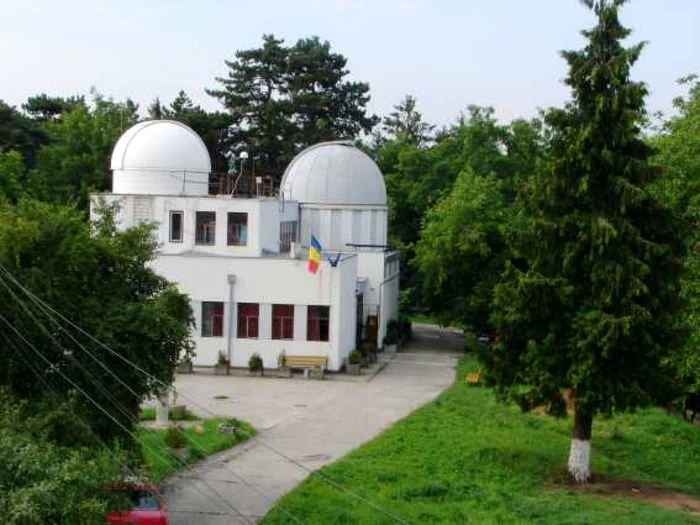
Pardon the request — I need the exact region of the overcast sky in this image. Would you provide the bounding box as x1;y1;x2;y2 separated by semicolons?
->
2;0;698;127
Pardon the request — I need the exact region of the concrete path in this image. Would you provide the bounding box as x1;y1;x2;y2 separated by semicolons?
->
163;324;464;524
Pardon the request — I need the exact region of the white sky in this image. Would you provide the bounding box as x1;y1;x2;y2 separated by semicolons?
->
2;0;698;127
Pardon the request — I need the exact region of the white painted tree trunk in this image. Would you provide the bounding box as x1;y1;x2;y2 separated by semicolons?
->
567;438;591;482
155;393;169;427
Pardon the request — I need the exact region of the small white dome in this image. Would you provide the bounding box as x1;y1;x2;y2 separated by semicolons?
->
111;120;211;196
281;141;387;206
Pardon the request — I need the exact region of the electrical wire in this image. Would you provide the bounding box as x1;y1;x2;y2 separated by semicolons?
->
0;262;411;524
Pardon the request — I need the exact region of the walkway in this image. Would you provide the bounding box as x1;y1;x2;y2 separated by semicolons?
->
163;324;464;524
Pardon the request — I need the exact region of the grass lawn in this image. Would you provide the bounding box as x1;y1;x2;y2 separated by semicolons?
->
262;357;700;525
137;417;256;482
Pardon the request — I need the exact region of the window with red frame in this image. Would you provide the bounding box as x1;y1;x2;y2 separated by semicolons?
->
237;303;259;338
272;304;294;340
201;302;224;337
307;305;330;342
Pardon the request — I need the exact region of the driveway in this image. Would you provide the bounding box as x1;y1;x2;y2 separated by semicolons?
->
163;324;464;524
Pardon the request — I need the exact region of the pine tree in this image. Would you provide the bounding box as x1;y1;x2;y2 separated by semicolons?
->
484;0;686;483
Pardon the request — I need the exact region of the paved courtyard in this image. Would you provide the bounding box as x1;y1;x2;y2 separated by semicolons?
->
163;324;464;524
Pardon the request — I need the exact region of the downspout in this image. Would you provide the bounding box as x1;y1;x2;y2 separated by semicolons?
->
377;272;399;347
227;274;236;363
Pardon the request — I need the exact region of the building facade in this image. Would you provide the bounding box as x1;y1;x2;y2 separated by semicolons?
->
92;120;399;371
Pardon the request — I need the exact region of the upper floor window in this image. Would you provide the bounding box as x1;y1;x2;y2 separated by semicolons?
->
201;302;224;337
228;212;248;246
307;305;330;342
279;221;297;252
237;303;259;339
195;212;216;245
169;211;183;243
272;304;294;340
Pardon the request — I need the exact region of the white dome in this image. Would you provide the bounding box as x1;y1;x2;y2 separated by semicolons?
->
111;120;211;196
281;141;387;206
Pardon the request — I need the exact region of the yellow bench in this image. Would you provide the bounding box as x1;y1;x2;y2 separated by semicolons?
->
286;355;327;379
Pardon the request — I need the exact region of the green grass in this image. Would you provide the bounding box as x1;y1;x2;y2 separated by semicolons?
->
138;406;200;422
262;357;700;525
137;418;256;482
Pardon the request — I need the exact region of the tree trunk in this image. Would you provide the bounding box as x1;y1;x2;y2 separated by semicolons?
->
567;407;592;483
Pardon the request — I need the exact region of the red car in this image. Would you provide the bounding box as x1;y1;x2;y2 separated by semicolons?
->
105;483;169;525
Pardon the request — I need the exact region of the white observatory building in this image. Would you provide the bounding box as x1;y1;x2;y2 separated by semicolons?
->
91;120;399;371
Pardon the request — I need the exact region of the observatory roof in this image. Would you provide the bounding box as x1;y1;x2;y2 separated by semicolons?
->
281;141;387;206
110;120;211;196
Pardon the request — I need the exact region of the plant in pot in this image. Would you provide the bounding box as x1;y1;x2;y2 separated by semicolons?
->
215;351;230;375
346;349;362;375
248;352;264;376
177;354;194;374
277;350;292;378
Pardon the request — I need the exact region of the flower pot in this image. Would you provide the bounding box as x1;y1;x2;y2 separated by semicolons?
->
214;363;230;375
248;369;264;377
277;367;293;378
346;363;361;375
177;361;193;374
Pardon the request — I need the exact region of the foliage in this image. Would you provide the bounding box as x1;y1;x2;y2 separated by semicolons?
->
347;349;362;365
163;425;188;450
29;91;139;210
137;417;256;482
0;395;127;525
217;350;230;365
651;76;700;390
380;94;435;147
415;169;508;331
150;90;231;175
208;34;378;177
261;357;700;524
22;93;85;122
248;352;264;372
277;349;287;368
0;100;48;168
484;0;687;476
0;150;25;202
0;198;193;445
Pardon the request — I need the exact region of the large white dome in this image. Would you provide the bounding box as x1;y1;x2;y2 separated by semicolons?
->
281;141;387;206
111;120;211;196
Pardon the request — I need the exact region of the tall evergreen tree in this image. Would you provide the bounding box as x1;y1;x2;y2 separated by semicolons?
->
483;0;686;483
208;34;378;178
381;94;434;147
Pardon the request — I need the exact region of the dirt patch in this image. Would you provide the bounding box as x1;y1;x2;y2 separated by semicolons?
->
556;474;700;516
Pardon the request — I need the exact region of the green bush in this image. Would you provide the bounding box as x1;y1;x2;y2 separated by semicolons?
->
348;349;362;365
164;425;188;450
248;353;263;372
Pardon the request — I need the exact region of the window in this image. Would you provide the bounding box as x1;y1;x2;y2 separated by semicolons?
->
169;211;183;243
237;303;259;339
272;304;294;340
201;302;223;337
307;305;330;342
195;212;216;245
279;221;297;252
227;212;248;246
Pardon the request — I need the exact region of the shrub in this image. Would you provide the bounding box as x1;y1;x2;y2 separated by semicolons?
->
217;351;229;366
164;425;188;450
248;353;263;372
277;350;287;368
348;349;362;365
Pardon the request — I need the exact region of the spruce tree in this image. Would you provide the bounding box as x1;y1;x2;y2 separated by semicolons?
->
483;0;686;482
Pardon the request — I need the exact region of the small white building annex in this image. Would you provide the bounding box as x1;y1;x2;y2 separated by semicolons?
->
91;120;399;372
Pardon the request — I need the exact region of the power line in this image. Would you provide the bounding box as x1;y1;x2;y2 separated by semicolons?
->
0;309;257;525
0;263;410;524
0;267;302;525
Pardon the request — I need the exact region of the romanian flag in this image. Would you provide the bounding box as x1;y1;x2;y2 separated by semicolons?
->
308;235;322;274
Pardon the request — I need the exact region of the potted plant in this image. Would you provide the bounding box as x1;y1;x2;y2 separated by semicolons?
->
215;351;230;375
248;352;264;377
346;349;362;375
385;320;400;352
277;350;292;378
177;355;194;374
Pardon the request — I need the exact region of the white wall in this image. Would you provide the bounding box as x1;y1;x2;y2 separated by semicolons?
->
90;194;300;258
153;252;358;371
300;204;388;251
